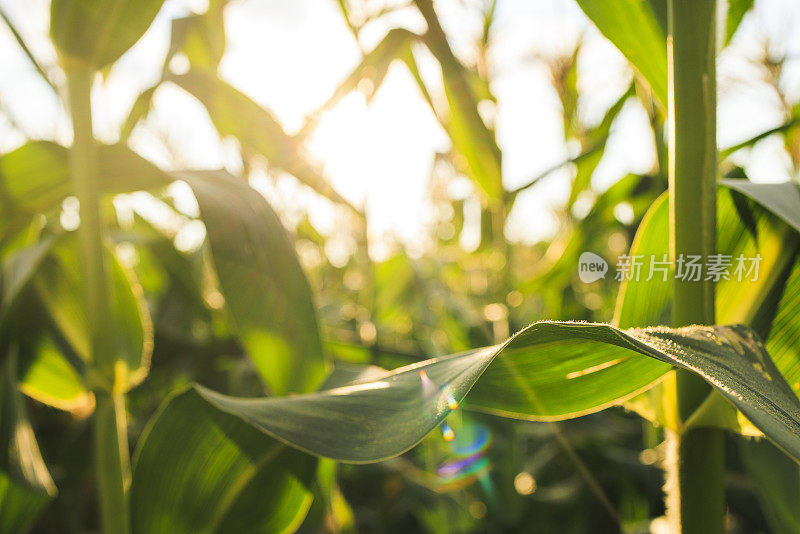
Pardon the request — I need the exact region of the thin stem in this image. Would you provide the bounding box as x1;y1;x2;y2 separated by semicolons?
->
67;63;130;534
666;1;724;532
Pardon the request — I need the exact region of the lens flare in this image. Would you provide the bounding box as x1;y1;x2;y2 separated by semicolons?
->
442;422;455;441
445;386;459;410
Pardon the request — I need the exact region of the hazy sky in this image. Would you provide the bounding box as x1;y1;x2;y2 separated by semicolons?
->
1;0;798;256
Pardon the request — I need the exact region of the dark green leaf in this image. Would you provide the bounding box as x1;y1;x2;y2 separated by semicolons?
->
0;237;55;325
175;170;329;395
740;439;800;534
0;471;50;534
130;388;315;534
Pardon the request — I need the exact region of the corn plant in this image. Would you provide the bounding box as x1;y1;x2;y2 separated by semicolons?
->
2;0;800;532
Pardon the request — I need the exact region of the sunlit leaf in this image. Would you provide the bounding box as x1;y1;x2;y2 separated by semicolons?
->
19;336;93;413
568;84;633;207
414;0;503;200
166;2;227;72
167;70;353;209
50;0;166;68
130;388;315;533
724;0;754;45
120;85;158;141
311;28;418;119
575;0;668;108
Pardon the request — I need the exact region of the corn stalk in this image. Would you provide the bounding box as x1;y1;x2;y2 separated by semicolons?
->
665;0;724;531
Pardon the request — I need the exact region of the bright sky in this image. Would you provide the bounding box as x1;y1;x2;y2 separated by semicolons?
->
1;0;799;256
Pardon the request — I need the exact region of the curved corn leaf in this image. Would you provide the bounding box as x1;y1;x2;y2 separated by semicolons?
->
575;0;668;108
33;236;152;390
174;170;329;395
720;179;800;234
19;336;93;413
616;184;800;431
130;388;315;534
166;70;353;209
50;0;166;68
180;320;800;463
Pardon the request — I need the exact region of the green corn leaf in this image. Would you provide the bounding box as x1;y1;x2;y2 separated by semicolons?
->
18;336;93;413
575;0;668;109
33;236;152;390
120;85;158;142
0;471;50;534
166;70;354;210
0;141;168;223
166;0;228;73
724;0;755;46
301;28;419;135
0;237;55;325
413;0;503;200
130;388;315;534
0;350;55;495
720;179;800;234
175;320;800;463
616;184;800;430
50;0;166;69
740;439;800;534
0;235;93;413
1;141;328;396
567;84;634;207
175;170;329;396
